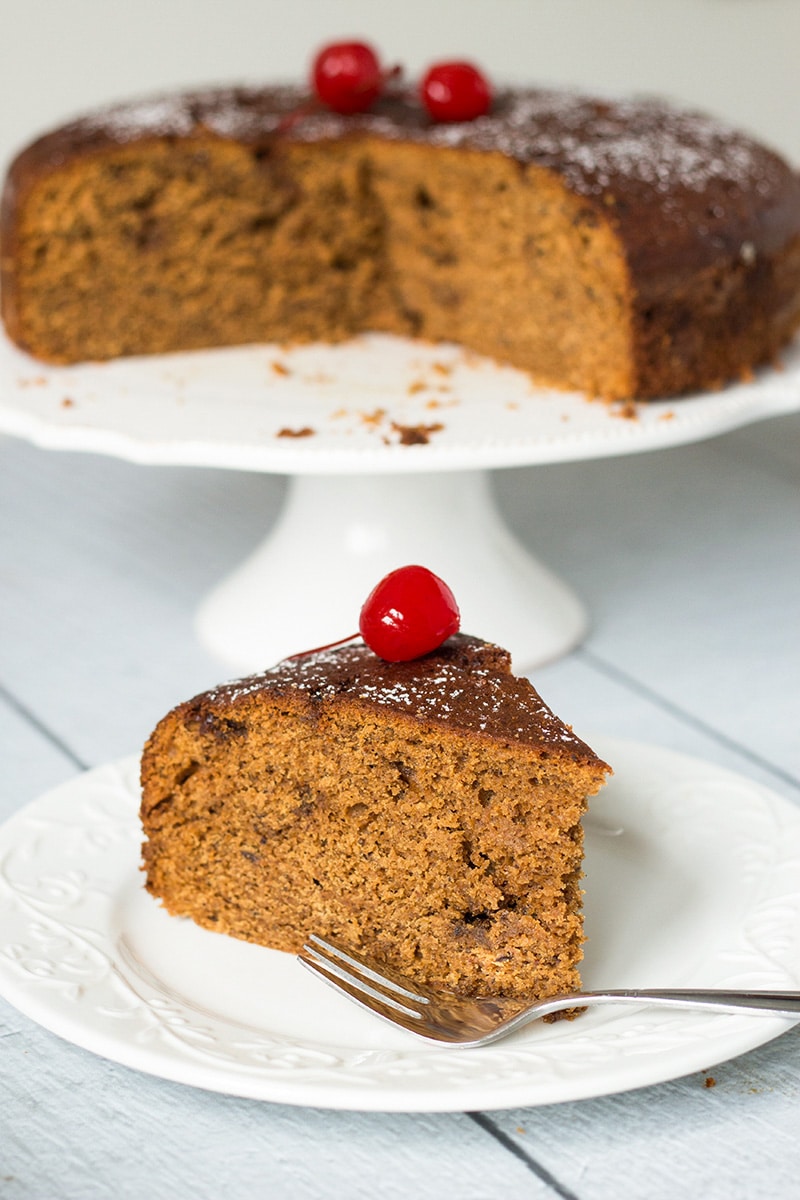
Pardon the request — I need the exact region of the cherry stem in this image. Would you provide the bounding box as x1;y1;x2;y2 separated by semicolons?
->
274;96;323;135
278;63;404;134
284;632;361;661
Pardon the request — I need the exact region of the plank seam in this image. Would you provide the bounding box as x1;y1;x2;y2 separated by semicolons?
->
467;1111;583;1200
0;678;88;772
576;648;800;793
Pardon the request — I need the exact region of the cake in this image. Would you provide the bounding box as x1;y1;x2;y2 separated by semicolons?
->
140;633;611;1002
2;78;800;399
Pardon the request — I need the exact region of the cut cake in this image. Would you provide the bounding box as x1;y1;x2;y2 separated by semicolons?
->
140;633;611;1001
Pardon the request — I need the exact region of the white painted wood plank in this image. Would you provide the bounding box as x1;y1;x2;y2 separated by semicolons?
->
0;438;280;764
717;412;800;480
494;418;800;780
0;1005;554;1200
531;653;800;806
489;1024;800;1200
0;688;83;817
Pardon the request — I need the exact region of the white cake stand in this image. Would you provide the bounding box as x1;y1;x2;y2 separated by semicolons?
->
2;329;799;671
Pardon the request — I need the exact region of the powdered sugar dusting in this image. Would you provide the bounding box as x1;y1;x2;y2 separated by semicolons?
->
422;89;782;201
79;96;198;142
50;83;791;209
203;635;597;758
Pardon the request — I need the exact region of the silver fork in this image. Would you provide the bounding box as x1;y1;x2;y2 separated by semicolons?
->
299;935;800;1047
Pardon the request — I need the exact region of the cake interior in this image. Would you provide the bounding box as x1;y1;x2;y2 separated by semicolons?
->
141;688;606;1001
11;134;635;397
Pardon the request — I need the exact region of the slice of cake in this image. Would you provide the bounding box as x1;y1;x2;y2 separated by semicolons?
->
140;617;610;1002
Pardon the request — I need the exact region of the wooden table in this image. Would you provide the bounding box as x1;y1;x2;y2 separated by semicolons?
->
1;409;799;1199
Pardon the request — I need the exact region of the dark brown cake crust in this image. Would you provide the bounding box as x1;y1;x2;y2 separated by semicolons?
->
183;633;606;759
5;83;799;397
140;635;611;1002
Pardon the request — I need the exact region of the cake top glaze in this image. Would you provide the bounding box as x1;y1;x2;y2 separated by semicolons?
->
185;633;608;764
6;83;800;288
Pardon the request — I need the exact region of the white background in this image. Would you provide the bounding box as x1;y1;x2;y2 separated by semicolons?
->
1;0;799;171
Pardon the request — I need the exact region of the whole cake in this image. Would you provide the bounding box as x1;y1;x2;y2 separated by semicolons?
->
140;618;611;1003
3;64;800;399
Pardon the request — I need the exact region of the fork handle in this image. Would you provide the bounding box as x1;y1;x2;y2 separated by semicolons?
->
580;989;800;1017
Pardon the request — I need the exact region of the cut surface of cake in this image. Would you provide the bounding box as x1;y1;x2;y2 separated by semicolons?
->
3;81;800;399
140;634;611;1002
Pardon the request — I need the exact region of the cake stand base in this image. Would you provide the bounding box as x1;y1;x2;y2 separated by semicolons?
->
194;469;587;673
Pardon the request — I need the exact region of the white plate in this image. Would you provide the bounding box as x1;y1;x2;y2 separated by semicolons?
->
0;737;798;1112
1;329;799;474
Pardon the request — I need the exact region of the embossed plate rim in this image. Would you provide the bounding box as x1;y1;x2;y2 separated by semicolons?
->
0;736;799;1112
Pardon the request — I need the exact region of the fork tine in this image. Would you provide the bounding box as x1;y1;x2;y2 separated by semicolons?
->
299;941;432;1033
304;935;432;1004
301;950;423;1020
299;936;530;1045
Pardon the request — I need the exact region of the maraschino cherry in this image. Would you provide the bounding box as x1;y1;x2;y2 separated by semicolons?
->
420;61;492;122
359;565;460;662
312;41;384;114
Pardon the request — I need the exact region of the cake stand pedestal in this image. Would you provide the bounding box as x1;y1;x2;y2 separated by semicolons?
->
2;330;798;673
194;469;586;670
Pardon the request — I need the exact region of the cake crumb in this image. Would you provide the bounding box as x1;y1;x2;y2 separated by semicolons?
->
390;421;445;445
271;360;291;376
277;426;315;438
429;401;458;414
360;408;387;427
61;396;75;408
704;1075;717;1088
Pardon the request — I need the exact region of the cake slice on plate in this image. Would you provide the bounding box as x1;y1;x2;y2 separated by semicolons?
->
140;567;610;1002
